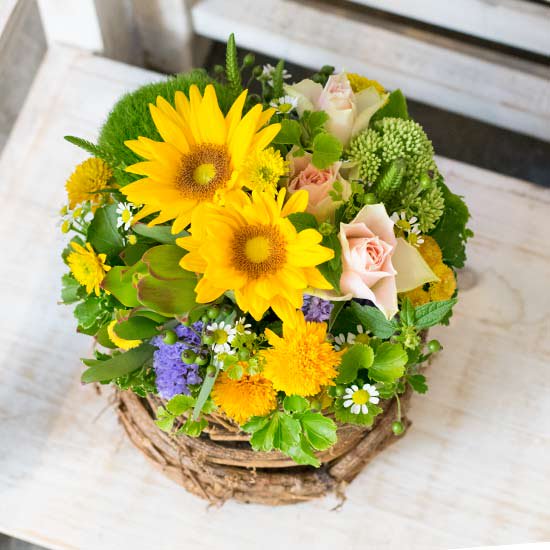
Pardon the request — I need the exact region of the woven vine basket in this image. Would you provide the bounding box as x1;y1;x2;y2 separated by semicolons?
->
116;388;413;505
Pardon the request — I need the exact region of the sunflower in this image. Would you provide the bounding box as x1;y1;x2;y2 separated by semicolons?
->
65;158;112;210
121;84;281;234
66;242;111;296
178;189;334;322
211;371;277;424
107;320;141;350
261;311;342;396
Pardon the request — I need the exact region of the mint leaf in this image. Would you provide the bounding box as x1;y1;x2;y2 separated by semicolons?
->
400;297;415;326
301;110;329;143
87;204;124;257
283;395;309;413
408;374;428;394
299;411;337;451
272;119;301;146
311;133;342;169
337;344;374;384
415;298;457;329
351;302;396;338
369;342;407;383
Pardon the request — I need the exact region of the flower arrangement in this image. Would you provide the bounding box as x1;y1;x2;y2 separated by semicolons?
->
59;36;471;468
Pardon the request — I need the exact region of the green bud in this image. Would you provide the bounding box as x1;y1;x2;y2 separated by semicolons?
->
242;53;255;67
318;221;335;236
310;399;321;410
213;64;225;75
364;192;378;204
201;314;209;323
320;65;334;75
221;304;233;316
195;351;209;366
392;420;405;436
252;66;263;78
335;385;345;397
181;317;191;327
162;330;177;345
428;339;442;353
420;173;432;189
202;330;215;345
181;349;197;364
206;365;217;377
207;305;220;319
238;349;250;361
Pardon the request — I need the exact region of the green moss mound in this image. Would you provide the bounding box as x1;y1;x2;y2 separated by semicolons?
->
97;70;235;185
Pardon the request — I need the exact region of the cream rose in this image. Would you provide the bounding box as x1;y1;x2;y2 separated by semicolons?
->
287;152;351;222
339;204;439;319
285;73;388;146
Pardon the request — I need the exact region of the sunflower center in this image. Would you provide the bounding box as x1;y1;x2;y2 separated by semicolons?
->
176;144;231;200
231;225;287;279
352;389;369;405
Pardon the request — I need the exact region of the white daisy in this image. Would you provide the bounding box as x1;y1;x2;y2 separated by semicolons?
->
261;63;291;86
343;383;380;415
334;332;356;351
270;94;298;114
116;202;134;231
234;317;252;335
391;211;424;247
207;321;237;354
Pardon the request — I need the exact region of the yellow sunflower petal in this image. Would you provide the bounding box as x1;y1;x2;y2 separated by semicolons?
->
149;103;189;154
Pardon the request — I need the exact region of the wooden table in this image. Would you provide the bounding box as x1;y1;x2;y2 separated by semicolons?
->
1;45;549;550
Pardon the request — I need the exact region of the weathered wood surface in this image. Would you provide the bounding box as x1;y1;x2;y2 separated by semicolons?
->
191;0;550;142
0;45;549;550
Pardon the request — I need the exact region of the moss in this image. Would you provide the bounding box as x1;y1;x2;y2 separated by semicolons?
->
97;70;235;185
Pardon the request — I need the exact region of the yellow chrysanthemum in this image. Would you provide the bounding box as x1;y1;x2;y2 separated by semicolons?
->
417;236;443;268
241;147;287;193
65;158;112;209
429;263;456;301
178;189;333;322
346;73;386;94
403;286;430;307
107;320;141;350
261;311;342;396
67;242;111;296
122;84;281;234
212;372;277;424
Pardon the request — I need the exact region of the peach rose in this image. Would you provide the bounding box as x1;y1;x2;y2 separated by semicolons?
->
339;204;439;319
285;73;388;146
287;152;351;221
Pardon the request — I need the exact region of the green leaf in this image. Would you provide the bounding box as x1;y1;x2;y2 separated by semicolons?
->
95;323;117;349
225;33;242;97
287;211;318;232
249;414;278;452
120;243;150;266
136;274;197;316
271;119;301;146
192;369;217;421
286;438;320;467
299;411;337;451
370;89;409;122
311;133;343;169
300;110;329;143
369;342;407;383
132;223;187;244
334;399;382;426
271;59;285;98
415;298;457;329
74;297;103;330
400;297;415;326
155;407;175;432
337;344;374;384
101;262;145;307
142;245;187;281
61;273;81;304
87;204;124;257
273;413;301;451
408;374;428;394
351;302;396;338
283;395;309;413
113;316;160;339
177;417;208;437
81;344;154;383
318;232;342;291
242;415;270;434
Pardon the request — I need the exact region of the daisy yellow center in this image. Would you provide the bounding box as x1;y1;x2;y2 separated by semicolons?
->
352;389;370;405
176;144;231;200
121;209;132;223
355;333;370;345
213;329;229;345
231;225;286;279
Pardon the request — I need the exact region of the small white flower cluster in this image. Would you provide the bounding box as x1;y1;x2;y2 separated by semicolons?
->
116;202;135;231
207;317;251;355
261;64;292;86
391;211;424;247
343;383;380;415
333;325;369;351
270;95;298;115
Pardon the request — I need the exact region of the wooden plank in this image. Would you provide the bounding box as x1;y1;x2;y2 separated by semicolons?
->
1;45;550;550
0;0;46;150
352;0;550;57
191;0;550;142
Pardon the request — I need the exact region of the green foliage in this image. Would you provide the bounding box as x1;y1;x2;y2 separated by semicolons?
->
97;70;232;185
311;133;343;169
132;223;187;244
102;261;146;307
407;374;428;394
430;180;472;268
114;316;160;340
272;119;301;146
60;273;82;304
350;302;397;338
192;368;218;421
64;136;116;165
371;89;409;122
337;344;374;384
81;344;154;383
369;342;408;383
115;363;156;397
271;59;285;99
415;298;457;329
283;395;309;413
374;158;406;203
225;33;242;99
87;204;124;258
334;398;382;426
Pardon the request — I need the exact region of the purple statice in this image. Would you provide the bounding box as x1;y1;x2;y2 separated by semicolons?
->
301;294;334;323
152;321;203;399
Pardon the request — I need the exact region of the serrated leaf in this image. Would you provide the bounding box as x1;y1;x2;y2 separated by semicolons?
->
166;394;195;415
283;395;309;413
369;342;407;383
415;298;457;329
74;297;103;330
351;302;396;338
61;273;81;304
87;204;124;257
299;411;337;451
408;374;428;394
272;119;302;146
311;133;342;169
249;414;278;452
337;344;374;384
274;413;301;451
242;415;270;434
286;438;320;467
400;297;415;326
334;399;382;426
81;344;154;383
155;407;175;432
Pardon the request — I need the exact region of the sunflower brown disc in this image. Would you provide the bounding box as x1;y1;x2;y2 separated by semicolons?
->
115;387;413;505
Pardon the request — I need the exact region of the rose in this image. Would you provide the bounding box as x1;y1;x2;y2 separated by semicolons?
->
285;73;388;146
339;204;439;319
287;152;351;221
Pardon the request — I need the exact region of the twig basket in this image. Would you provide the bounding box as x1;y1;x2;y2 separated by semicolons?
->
116;389;412;505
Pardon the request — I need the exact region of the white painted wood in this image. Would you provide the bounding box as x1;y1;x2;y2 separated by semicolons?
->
191;0;550;142
1;45;550;550
352;0;550;57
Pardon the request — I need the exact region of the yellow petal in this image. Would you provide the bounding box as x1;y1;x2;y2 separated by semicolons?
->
225;89;248;142
281;189;308;216
149;104;189;154
229;104;263;167
198;85;226;145
393;238;440;293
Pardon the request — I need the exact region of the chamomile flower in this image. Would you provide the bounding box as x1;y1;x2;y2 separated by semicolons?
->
270;95;298;114
207;321;237;354
261;64;291;86
116;202;134;231
334;332;356;350
391;211;424;247
235;317;252;335
343;383;379;415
